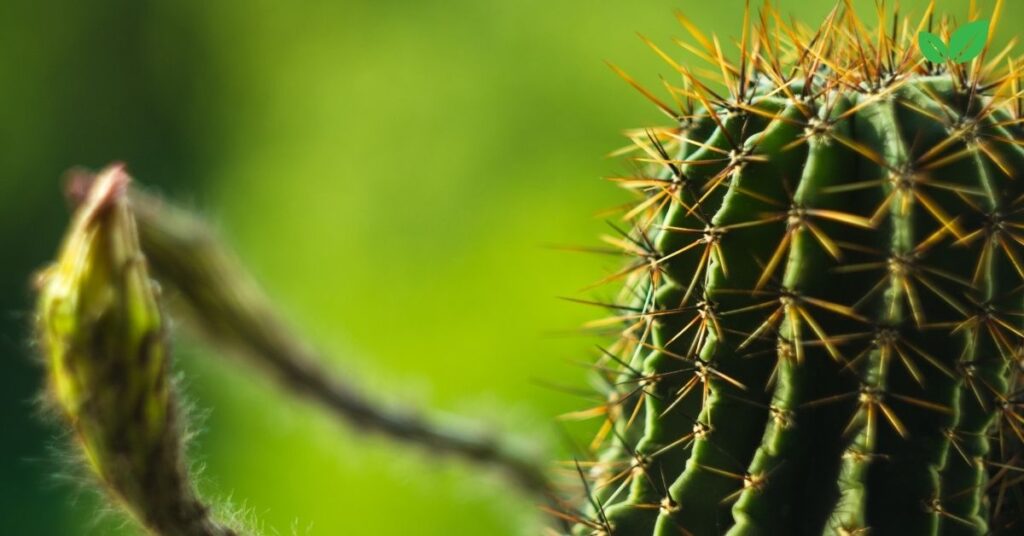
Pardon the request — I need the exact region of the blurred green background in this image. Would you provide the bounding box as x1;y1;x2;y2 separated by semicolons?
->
0;1;1013;534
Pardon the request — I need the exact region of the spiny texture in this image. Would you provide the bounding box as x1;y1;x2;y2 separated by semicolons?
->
568;3;1024;535
36;166;239;536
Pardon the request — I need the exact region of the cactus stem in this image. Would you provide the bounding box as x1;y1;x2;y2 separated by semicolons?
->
571;3;1024;534
64;168;558;504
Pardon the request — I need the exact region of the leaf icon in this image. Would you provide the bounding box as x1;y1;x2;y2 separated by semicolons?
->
949;19;989;63
918;31;949;63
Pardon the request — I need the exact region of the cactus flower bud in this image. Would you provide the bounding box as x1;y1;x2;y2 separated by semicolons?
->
37;165;238;536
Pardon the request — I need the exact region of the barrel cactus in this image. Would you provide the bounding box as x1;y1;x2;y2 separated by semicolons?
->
570;3;1024;536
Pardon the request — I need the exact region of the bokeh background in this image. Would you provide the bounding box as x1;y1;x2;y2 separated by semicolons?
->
0;1;1015;534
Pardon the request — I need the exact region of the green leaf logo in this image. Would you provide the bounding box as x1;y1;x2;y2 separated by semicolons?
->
949;20;989;62
918;31;949;63
918;20;989;64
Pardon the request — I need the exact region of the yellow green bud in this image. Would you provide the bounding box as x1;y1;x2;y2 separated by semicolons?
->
37;165;238;536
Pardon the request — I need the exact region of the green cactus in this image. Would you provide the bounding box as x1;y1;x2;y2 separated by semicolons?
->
571;4;1024;535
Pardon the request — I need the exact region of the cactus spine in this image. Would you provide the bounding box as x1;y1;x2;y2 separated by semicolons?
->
572;4;1024;535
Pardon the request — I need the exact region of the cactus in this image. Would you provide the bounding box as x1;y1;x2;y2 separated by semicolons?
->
570;3;1024;535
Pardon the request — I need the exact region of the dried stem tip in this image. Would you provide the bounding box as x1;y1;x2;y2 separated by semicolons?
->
37;165;237;536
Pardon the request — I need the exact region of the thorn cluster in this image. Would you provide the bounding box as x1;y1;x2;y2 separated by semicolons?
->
560;2;1024;534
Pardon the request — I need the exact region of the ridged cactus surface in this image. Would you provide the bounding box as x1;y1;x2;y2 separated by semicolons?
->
571;4;1024;535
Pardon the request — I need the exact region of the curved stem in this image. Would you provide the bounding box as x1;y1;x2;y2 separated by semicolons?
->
65;167;558;503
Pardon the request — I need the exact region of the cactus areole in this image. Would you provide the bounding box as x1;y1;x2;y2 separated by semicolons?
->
571;5;1024;536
